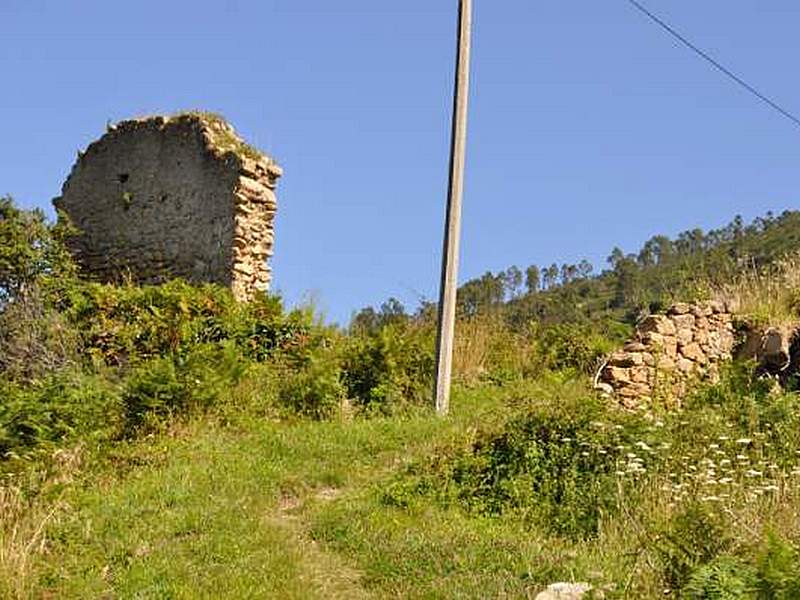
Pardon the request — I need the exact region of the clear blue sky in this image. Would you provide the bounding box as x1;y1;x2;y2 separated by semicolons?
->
2;1;799;323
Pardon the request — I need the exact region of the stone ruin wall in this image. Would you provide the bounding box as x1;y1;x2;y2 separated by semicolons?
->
597;301;737;407
232;153;281;300
54;115;281;301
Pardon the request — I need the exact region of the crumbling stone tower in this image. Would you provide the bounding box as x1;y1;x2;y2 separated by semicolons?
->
53;113;282;301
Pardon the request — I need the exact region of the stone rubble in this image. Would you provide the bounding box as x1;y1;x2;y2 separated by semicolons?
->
597;301;736;408
598;300;800;407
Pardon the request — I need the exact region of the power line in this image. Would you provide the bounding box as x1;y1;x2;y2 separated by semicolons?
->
624;0;800;130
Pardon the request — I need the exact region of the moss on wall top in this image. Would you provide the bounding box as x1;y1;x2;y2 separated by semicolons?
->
107;112;272;163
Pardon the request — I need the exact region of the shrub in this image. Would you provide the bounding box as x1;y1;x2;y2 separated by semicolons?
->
452;398;638;537
537;322;621;375
655;503;734;591
0;372;122;462
341;323;434;413
684;556;758;599
683;362;800;465
676;533;800;598
387;388;647;539
58;280;304;368
277;347;345;419
122;342;248;433
753;533;800;598
0;196;75;305
0;285;81;382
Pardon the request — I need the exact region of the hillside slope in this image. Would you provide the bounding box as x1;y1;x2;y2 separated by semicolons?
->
5;199;800;598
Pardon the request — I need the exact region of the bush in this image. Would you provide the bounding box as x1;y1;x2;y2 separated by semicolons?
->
684;555;758;599
0;196;75;305
122;342;248;433
655;503;734;591
277;347;345;419
0;372;122;462
753;533;800;598
677;533;800;598
451;397;641;537
683;363;800;466
537;322;621;375
341;323;434;413
385;388;647;539
0;285;81;382
58;280;306;368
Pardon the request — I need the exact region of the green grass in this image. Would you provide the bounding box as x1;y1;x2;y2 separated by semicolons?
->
6;385;524;598
6;373;800;598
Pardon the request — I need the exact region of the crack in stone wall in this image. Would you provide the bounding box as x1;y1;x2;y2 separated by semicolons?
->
53;114;281;301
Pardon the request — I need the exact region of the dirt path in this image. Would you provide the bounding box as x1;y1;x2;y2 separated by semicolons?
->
266;487;369;599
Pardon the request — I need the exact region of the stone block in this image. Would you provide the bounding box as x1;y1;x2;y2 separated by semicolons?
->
656;357;676;371
672;314;695;330
680;342;707;364
629;366;653;384
668;302;692;315
608;351;644;367
760;327;792;370
595;382;614;396
618;382;652;397
639;315;677;336
644;332;678;357
692;304;713;317
624;342;648;352
603;366;631;384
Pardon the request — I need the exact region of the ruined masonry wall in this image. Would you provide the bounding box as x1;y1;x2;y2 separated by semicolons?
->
232;154;280;300
598;301;736;407
54;115;281;301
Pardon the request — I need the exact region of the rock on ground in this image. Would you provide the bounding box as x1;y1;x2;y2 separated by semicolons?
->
535;582;593;600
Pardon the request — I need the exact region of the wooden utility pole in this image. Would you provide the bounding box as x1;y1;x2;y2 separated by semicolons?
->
434;0;472;416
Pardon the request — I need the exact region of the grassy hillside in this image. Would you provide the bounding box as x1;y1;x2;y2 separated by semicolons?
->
4;197;800;598
7;375;800;597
